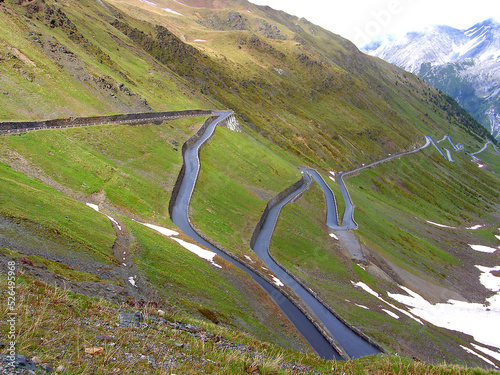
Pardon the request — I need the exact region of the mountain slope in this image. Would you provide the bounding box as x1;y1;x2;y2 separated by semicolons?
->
0;0;499;371
370;19;500;139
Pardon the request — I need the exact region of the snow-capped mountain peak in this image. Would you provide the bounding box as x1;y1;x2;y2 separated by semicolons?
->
369;19;500;73
368;19;500;140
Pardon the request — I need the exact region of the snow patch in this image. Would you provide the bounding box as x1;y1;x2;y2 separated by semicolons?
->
355;304;369;310
271;276;284;287
140;0;156;6
329;176;335;182
171;237;222;268
382;309;400;319
244;255;255;263
86;203;99;212
476;265;500;292
472;343;500;363
426;220;457;229
163;8;183;15
193;39;206;42
138;222;221;268
469;244;497;253
86;203;122;230
329;233;339;240
496;235;500;241
468;224;484;230
352;282;424;324
128;276;137;287
352;281;378;298
106;215;121;230
141;223;179;237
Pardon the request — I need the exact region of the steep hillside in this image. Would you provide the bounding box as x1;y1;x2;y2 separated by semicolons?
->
1;0;499;373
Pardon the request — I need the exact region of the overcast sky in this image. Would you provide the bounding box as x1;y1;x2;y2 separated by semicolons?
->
250;0;500;48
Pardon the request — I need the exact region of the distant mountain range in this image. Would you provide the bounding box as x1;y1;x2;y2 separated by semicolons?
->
369;19;500;139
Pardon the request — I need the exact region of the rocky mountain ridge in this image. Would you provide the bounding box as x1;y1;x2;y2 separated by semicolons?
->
369;19;500;139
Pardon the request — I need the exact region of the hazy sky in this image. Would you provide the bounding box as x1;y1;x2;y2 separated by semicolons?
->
250;0;500;48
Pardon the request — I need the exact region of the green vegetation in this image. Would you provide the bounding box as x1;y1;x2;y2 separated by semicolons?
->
0;161;116;265
0;119;198;219
2;274;498;374
127;218;301;347
191;126;300;258
347;148;499;275
1;0;499;371
0;247;105;282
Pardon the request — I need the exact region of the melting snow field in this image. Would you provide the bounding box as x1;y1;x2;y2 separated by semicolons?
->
375;227;500;362
461;345;497;367
352;282;424;324
387;284;500;352
354;274;500;365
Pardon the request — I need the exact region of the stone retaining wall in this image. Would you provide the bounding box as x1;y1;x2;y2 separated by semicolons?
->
249;175;310;249
0;110;213;134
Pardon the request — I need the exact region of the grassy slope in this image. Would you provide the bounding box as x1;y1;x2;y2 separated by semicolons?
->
0;0;499;371
268;147;499;365
0;119;312;350
190;126;300;259
0;161;116;265
4;274;498;374
0;0;211;120
106;0;477;171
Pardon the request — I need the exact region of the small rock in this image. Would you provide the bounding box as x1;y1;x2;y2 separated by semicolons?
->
14;355;36;371
40;363;53;373
85;347;104;355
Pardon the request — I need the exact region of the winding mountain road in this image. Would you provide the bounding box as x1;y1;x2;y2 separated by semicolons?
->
4;110;481;361
169;112;343;360
166;116;451;360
